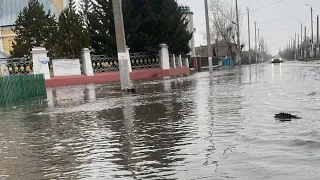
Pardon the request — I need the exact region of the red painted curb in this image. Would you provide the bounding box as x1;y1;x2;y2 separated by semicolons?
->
45;67;190;87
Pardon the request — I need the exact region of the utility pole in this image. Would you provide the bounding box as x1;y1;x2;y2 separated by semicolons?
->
261;39;264;61
317;15;319;58
311;7;314;57
258;28;260;62
297;34;300;59
246;8;251;64
286;43;288;59
112;0;132;90
204;0;213;73
290;38;292;59
255;22;257;63
301;23;303;58
295;33;297;59
300;23;303;58
235;0;241;65
305;25;307;59
305;4;314;57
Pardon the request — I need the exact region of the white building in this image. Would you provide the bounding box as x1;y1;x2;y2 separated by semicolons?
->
180;6;196;56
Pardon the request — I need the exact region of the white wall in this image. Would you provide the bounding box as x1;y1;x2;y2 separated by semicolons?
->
183;11;196;56
187;13;196;56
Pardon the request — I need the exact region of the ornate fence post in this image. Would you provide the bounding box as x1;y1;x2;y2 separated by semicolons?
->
31;47;50;79
82;48;94;76
172;54;176;68
178;54;183;67
159;43;170;70
184;57;190;68
126;47;132;72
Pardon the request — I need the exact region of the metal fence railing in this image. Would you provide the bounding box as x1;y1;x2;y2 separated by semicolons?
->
91;55;119;73
91;52;160;73
130;52;159;69
0;58;33;76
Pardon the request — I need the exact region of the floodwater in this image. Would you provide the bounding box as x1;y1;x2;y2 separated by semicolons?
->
1;61;320;180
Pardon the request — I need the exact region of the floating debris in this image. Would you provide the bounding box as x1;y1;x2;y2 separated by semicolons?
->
274;112;301;121
308;92;317;96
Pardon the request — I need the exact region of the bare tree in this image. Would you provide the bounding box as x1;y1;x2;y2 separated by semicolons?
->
209;0;243;61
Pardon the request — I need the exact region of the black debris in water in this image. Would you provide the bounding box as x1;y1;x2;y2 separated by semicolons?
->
274;112;301;120
127;88;136;93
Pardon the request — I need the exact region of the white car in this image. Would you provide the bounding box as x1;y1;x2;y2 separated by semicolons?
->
271;57;282;63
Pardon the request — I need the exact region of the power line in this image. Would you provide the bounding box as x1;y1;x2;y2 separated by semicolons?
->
211;0;229;21
250;0;287;13
259;11;308;24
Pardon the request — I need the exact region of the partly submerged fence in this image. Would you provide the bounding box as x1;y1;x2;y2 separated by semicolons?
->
0;58;46;104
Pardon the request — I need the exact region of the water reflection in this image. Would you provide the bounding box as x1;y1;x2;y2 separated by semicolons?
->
272;63;283;81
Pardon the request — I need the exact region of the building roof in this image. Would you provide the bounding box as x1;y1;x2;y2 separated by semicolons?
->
0;50;9;58
0;0;59;27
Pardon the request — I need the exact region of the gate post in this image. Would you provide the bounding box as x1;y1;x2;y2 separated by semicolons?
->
31;47;50;79
159;43;170;70
82;48;94;76
172;54;176;68
184;57;190;68
178;54;183;67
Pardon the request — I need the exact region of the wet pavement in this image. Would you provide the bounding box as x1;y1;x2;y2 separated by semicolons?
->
1;61;320;179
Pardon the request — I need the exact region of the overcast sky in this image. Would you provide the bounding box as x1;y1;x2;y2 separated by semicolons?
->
177;0;320;55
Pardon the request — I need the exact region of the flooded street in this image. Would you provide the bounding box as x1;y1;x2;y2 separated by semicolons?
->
1;61;320;179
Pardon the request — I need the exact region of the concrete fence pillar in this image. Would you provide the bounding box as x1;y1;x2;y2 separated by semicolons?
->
159;43;170;70
82;48;94;76
31;47;50;79
126;47;132;72
185;57;190;67
172;54;176;68
178;54;183;67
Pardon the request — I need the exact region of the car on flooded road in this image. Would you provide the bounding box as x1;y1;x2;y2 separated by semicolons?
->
271;56;283;63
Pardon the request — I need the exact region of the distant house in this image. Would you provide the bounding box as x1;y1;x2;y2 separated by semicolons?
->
195;41;238;58
241;50;256;64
